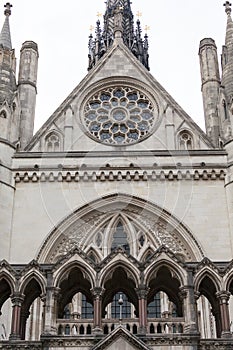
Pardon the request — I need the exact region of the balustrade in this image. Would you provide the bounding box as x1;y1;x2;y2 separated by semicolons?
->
56;317;185;336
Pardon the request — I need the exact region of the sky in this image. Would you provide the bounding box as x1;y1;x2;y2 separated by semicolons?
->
2;0;228;132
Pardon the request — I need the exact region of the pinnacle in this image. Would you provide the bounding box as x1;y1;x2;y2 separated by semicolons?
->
0;3;13;50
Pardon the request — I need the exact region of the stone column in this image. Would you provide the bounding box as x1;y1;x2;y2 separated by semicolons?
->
91;287;104;334
179;271;198;334
42;286;61;335
10;293;24;340
136;285;149;335
216;291;231;338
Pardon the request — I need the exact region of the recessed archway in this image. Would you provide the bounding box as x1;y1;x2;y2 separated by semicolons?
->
37;194;204;264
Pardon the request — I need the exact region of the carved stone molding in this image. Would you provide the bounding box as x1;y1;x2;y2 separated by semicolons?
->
14;168;226;184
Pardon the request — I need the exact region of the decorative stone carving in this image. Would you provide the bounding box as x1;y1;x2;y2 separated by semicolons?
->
47;204;196;262
82;86;158;146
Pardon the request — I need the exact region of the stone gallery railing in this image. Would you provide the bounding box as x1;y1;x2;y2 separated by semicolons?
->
56;317;185;336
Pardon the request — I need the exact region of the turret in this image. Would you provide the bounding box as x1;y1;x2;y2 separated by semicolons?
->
18;40;39;149
88;0;149;71
199;38;221;147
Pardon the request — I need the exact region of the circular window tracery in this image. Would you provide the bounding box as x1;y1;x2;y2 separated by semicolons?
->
83;86;158;145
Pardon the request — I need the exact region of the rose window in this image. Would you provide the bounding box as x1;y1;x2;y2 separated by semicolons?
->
83;87;157;145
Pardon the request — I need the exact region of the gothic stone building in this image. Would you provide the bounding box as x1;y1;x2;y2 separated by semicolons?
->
1;1;233;349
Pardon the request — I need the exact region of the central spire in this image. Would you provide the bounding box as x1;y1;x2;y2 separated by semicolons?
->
88;0;150;71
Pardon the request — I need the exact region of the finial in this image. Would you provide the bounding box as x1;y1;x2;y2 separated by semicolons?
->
97;12;102;19
136;11;142;18
224;1;232;15
144;25;150;34
4;3;12;17
89;25;94;33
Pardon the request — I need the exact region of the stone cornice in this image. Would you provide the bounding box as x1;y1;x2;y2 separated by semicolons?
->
13;149;228;159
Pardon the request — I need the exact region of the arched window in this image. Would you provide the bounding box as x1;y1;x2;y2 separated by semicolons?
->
178;131;193;150
111;222;130;254
45;132;61;152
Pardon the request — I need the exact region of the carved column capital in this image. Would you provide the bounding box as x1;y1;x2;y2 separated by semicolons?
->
216;291;231;304
136;285;149;299
10;292;24;306
91;287;105;299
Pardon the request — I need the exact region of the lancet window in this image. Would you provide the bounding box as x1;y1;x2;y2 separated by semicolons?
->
45;132;61;152
178;130;193;150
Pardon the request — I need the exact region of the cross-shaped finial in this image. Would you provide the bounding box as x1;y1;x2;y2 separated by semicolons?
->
89;25;94;33
224;1;232;15
136;11;142;18
4;2;12;17
97;11;102;18
144;25;150;33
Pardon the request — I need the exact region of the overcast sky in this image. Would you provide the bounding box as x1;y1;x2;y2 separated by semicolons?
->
4;0;228;132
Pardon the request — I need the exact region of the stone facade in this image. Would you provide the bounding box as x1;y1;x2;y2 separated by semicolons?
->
1;1;233;349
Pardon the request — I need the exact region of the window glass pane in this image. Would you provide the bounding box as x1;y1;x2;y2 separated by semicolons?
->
111;292;131;319
111;222;130;253
147;293;161;318
82;294;93;319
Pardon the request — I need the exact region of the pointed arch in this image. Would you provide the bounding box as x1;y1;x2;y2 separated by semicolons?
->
224;271;233;293
194;267;222;293
139;246;155;262
86;248;101;263
0;276;13;311
98;253;140;288
195;272;221;338
19;277;44;340
105;214;132;255
144;253;187;287
0;270;15;294
54;262;95;319
53;258;96;290
101;265;139;318
37;193;204;263
44;129;63;152
177;129;194;150
19;270;46;296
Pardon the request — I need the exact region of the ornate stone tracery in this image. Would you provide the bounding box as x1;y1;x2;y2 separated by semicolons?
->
83;86;158;145
38;195;203;263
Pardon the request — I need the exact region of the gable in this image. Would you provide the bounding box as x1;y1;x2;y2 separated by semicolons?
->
102;337;141;350
91;327;151;350
26;42;213;152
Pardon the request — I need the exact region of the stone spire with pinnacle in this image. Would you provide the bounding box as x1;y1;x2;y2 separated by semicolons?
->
0;2;12;50
0;2;16;108
222;1;233;104
88;0;149;71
